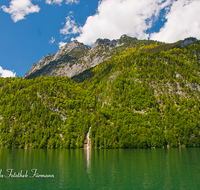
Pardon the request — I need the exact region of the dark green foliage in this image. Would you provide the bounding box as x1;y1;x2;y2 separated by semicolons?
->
0;77;93;149
142;40;182;53
1;37;200;149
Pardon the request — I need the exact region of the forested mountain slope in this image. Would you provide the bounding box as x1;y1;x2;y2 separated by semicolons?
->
0;36;200;149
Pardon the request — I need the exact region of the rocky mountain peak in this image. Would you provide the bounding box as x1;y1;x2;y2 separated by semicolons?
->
61;40;83;51
92;38;118;49
117;34;137;46
24;53;55;78
39;56;46;63
37;54;54;66
53;40;89;61
91;38;118;53
47;53;54;57
120;34;128;39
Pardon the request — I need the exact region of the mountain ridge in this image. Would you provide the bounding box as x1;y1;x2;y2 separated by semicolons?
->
24;35;198;80
24;35;164;79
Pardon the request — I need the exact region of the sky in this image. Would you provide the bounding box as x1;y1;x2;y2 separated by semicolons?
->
0;0;200;78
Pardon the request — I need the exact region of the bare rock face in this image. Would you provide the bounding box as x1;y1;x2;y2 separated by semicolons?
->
52;40;87;61
24;38;120;79
181;37;198;47
92;38;117;49
24;40;90;79
25;35;198;80
24;54;54;78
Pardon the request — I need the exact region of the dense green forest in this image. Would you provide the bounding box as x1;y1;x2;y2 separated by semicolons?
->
1;37;200;149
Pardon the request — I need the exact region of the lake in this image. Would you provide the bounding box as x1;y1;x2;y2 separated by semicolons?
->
0;148;200;190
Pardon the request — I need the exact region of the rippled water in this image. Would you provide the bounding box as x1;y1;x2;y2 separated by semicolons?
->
0;148;200;190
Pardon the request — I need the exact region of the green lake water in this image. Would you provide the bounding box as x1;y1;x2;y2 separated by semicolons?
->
0;148;200;190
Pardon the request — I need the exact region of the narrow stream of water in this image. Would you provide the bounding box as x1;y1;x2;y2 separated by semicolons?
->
86;127;91;149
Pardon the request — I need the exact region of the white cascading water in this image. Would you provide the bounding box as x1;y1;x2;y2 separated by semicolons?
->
86;127;91;174
86;127;91;149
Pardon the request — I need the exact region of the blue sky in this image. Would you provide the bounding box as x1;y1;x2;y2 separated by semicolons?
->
0;0;200;77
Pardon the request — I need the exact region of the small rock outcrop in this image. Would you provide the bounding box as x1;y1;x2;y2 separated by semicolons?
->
181;37;198;47
92;38;118;49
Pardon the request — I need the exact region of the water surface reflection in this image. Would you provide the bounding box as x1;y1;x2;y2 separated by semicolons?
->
0;148;200;190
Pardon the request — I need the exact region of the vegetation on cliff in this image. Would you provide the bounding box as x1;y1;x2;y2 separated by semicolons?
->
0;36;200;149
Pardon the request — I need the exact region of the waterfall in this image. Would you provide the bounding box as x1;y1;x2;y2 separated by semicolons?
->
86;127;91;149
86;127;91;173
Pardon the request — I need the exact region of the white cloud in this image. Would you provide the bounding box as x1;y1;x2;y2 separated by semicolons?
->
151;0;200;43
49;37;55;44
46;0;52;4
75;0;172;45
45;0;63;6
66;0;79;5
46;0;79;5
1;0;40;22
60;15;81;36
58;41;67;48
0;66;16;78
